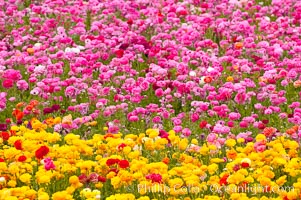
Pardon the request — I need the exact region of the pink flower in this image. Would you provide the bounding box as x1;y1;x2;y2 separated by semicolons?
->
234;92;247;104
128;115;139;122
228;112;241;120
16;80;29;91
146;173;162;183
43;157;56;171
152;116;161;123
239;121;248;128
182;128;191;137
155;88;164;97
207;133;216;143
2;79;13;89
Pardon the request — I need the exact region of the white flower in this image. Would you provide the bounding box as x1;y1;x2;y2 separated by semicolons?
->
189;71;196;77
71;47;80;54
77;45;85;50
34;43;42;47
133;145;142;151
65;47;72;53
0;177;5;183
207;67;214;72
199;76;205;85
141;137;151;143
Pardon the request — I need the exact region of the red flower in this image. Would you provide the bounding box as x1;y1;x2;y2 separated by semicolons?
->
118;143;126;150
1;132;10;140
118;160;129;169
18;155;27;162
106;158;120;166
35;146;49;159
78;174;88;184
241;162;250;168
115;49;124;58
14;140;23;150
258;123;265;130
0;158;4;162
98;176;107;183
127;19;133;25
219;174;229;186
199;120;207;129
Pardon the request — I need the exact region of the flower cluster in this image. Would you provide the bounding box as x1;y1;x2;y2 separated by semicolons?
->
0;126;300;200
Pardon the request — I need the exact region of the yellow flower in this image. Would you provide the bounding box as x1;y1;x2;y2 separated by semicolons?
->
225;139;236;147
179;138;188;150
207;164;218;175
52;191;73;200
191;139;198;145
226;76;234;82
286;190;298;200
210;158;225;163
39;175;51;184
111;176;121;189
107;172;116;179
19;173;31;184
7;180;16;187
38;191;49;200
256;134;266;142
276;175;287;186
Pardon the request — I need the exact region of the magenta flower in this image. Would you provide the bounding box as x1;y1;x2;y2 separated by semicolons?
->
43;157;56;171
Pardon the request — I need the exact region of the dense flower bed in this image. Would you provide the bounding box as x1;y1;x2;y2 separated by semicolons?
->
0;125;301;200
1;0;301;199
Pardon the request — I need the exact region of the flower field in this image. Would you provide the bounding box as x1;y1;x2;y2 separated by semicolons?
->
1;0;301;199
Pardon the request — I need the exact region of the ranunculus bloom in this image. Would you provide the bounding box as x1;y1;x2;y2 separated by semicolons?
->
0;123;7;131
98;176;106;183
106;158;120;166
78;174;88;184
199;120;208;129
14;140;23;150
2;79;14;89
18;155;27;162
146;173;162;183
35;146;50;159
1;132;10;140
118;160;129;168
43;157;56;170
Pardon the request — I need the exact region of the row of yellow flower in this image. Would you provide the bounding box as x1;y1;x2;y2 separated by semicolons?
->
0;119;300;200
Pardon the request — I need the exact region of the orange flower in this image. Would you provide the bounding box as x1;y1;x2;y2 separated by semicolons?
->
12;109;24;121
258;77;268;83
286;128;295;135
16;102;25;109
233;65;239;71
162;157;170;164
226;149;237;160
262;127;276;137
104;133;114;139
25;105;34;111
204;76;212;83
234;42;243;49
27;48;34;54
29;100;39;107
293;80;301;88
226;76;234;82
45;117;55;127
